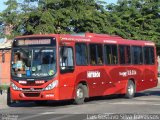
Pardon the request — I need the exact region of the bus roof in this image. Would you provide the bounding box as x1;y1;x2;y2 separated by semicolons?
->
15;33;155;46
60;33;155;46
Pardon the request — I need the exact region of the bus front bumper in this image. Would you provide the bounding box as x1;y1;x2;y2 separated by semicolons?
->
10;88;58;101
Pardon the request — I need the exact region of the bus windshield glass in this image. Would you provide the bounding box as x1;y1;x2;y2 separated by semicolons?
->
11;38;56;79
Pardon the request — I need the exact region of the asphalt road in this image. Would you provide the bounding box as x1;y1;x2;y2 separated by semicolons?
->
0;87;160;120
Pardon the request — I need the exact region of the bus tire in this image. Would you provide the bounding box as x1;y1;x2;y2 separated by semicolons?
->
125;80;135;99
34;100;47;106
74;84;86;105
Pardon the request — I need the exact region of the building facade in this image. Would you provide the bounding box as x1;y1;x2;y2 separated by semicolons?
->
0;41;11;85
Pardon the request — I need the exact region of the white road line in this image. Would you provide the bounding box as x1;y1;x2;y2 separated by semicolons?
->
21;112;75;120
40;112;56;115
151;104;160;106
134;97;160;101
47;114;75;120
21;114;45;120
109;102;160;106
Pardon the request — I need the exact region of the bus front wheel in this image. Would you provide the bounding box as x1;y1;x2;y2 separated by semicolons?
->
125;80;135;99
74;84;86;104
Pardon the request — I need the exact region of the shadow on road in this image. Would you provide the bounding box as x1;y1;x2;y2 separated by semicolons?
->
135;90;160;97
9;100;74;108
8;88;160;108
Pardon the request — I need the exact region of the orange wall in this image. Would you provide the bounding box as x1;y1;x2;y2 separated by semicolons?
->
0;50;11;85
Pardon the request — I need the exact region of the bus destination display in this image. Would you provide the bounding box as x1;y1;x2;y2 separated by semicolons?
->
17;39;51;45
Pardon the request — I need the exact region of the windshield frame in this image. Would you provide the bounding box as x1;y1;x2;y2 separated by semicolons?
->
11;37;57;81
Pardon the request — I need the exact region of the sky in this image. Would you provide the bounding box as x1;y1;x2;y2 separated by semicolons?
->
0;0;118;12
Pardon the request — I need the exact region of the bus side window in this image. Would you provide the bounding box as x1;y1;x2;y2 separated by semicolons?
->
105;44;118;65
75;43;88;65
97;44;103;65
89;44;103;65
119;45;131;65
119;45;125;64
90;44;97;65
144;46;155;65
112;45;118;64
98;57;102;64
132;46;143;65
109;54;112;64
113;56;117;64
90;55;96;65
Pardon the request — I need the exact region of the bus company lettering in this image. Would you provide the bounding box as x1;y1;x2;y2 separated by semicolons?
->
87;71;101;78
119;70;137;77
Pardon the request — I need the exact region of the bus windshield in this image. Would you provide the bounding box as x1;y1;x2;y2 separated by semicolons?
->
11;47;56;79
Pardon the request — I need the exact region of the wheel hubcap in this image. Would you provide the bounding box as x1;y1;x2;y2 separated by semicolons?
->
128;85;134;95
77;88;83;99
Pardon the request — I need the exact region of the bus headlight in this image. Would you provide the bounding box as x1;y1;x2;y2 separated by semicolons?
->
11;82;22;91
44;80;58;91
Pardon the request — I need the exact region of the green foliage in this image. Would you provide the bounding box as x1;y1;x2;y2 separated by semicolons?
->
0;84;9;90
22;0;110;34
0;0;159;44
106;0;160;44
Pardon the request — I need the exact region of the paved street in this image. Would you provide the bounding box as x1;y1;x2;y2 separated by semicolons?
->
0;86;160;120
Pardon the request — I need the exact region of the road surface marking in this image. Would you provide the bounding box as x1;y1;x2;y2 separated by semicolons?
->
47;114;75;120
40;112;56;115
21;114;46;120
110;101;160;106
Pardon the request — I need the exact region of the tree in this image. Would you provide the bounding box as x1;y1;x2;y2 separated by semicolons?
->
23;0;111;34
106;0;160;44
0;0;38;38
0;0;159;45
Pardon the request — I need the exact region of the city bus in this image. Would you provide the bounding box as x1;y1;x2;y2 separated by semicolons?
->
8;33;158;105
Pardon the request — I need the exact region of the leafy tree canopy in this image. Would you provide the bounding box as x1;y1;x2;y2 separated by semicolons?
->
0;0;159;44
106;0;160;44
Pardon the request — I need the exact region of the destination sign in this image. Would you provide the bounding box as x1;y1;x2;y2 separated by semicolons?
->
13;37;56;47
17;39;51;45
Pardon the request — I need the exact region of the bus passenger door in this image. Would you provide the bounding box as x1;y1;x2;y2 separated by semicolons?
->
59;46;76;100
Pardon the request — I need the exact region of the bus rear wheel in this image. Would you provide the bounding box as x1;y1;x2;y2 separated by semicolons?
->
125;80;135;99
74;84;87;105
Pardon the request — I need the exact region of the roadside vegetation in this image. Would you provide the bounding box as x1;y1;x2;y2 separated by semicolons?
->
0;84;9;90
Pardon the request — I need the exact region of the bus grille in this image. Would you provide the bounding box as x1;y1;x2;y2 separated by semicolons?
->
22;88;43;92
20;81;47;86
24;93;40;97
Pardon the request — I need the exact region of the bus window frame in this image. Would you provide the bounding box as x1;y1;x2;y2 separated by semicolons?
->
143;46;155;65
118;45;132;65
75;42;89;66
89;43;104;66
104;44;118;66
131;45;144;65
